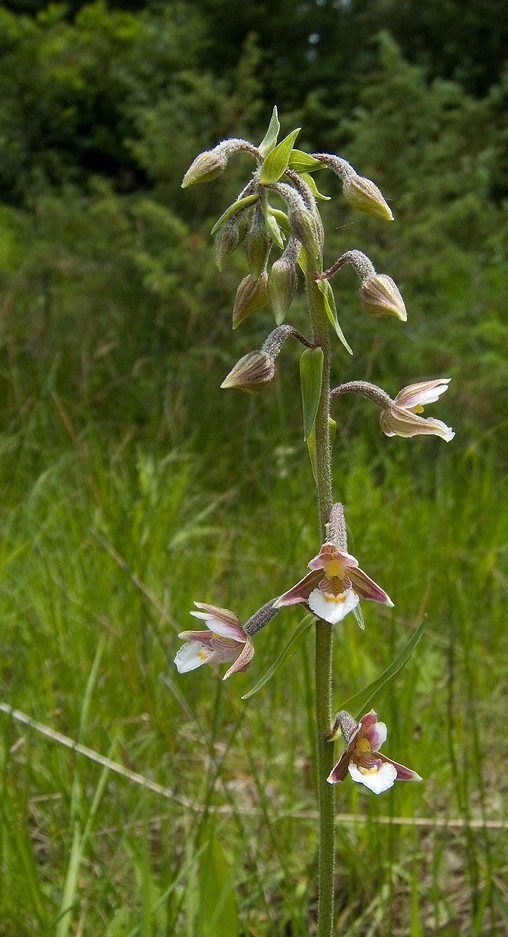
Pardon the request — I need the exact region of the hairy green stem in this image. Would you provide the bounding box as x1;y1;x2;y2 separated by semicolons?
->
305;260;336;937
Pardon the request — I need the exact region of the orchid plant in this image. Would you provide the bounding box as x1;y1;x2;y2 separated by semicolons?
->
177;108;453;936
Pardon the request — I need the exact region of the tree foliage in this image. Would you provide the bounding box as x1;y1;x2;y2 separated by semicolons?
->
0;1;506;452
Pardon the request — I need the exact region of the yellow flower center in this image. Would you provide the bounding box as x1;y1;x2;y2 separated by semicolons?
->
326;558;344;578
355;737;372;755
410;403;424;414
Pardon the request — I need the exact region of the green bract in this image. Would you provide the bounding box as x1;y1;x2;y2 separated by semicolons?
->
259;128;300;184
210;193;259;235
300;347;324;441
258;105;280;156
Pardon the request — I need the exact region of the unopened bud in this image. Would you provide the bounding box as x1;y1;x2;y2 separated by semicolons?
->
232;272;269;329
268;257;298;324
343;175;393;221
246;208;271;278
360;274;407;321
214;215;249;270
181;148;227;187
182;138;257;188
271;182;322;260
289;206;321;260
221;351;275;394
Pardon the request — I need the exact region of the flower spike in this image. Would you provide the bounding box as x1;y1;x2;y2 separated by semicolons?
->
174;603;254;680
328;710;422;794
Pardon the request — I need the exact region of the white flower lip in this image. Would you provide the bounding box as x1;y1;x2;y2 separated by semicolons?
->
348;761;398;794
308;587;359;624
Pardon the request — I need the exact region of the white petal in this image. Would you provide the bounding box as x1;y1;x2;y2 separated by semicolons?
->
368;721;388;749
348;761;397;794
189;611;245;642
308;588;359;624
174;641;216;673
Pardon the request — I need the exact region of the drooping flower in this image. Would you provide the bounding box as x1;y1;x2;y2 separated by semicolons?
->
380;379;455;441
174;603;254;680
274;542;393;625
328;710;422;794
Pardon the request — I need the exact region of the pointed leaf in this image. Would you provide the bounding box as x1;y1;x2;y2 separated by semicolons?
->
196;830;239;937
316;279;353;355
210;193;259;235
264;210;285;248
258;106;280;156
242;615;314;700
267;207;290;232
300;347;324;441
260;128;301;184
338;617;426;720
301;172;330;200
352;604;365;631
306;425;318;482
288;150;324;173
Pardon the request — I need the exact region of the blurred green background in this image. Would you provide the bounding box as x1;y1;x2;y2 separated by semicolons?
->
0;2;506;934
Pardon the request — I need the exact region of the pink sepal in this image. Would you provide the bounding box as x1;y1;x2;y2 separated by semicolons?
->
223;637;255;680
274;570;322;606
348;567;394;605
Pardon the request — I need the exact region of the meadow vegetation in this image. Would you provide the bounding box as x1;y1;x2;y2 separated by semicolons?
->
0;2;507;934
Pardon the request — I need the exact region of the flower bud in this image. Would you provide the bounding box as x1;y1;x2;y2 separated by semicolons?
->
181;148;227;187
246;209;271;278
360;274;407;321
289;206;321;260
268;257;298;324
214;217;244;271
232;272;269;329
343;174;393;221
221;351;275;394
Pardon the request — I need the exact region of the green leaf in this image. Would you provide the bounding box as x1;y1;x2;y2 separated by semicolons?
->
260;128;301;184
197;828;239;937
264;209;285;248
297;246;307;274
300;347;324;441
306;426;318;482
210;193;259;235
316;279;353;355
267;207;290;231
258;105;280;156
288;150;324;173
242;615;314;700
338;617;427;720
301;172;330;200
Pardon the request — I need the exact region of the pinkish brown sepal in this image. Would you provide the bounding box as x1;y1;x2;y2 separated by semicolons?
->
328;709;422;793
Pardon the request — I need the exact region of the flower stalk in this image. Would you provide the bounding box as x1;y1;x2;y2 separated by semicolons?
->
303;256;338;937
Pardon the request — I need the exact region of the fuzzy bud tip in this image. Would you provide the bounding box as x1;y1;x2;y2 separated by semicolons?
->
182;149;227;188
221;351;275;393
343;175;394;221
360;274;407;321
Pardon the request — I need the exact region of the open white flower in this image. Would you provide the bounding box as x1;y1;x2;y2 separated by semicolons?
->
174;603;254;680
274;542;393;626
328;710;422;793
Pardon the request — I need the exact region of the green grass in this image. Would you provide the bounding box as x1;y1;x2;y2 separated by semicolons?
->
0;384;506;936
